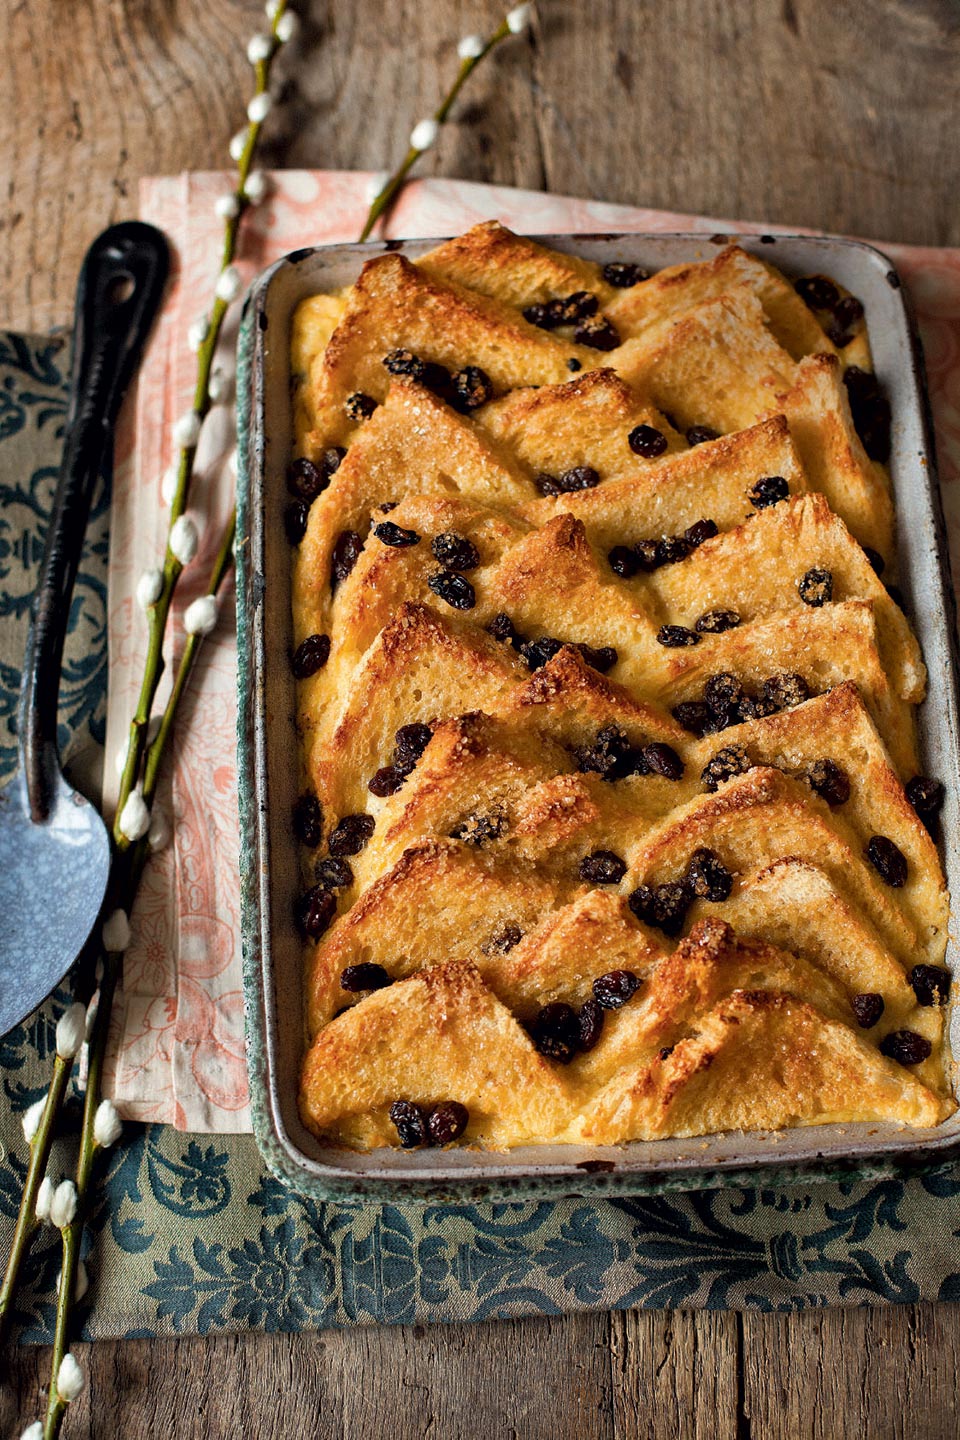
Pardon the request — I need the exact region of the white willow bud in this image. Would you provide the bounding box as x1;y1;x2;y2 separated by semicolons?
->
507;3;532;32
50;1179;78;1229
136;568;163;610
215;265;243;303
410;118;439;151
20;1423;44;1440
118;788;151;843
102;908;131;954
215;193;241;220
247;32;273;63
244;169;269;204
173;410;202;449
55;1003;86;1060
229;129;249;162
35;1176;55;1223
161;465;179;506
148;807;172;853
94;1099;123;1149
56;1352;85;1403
265;0;281;18
247;91;273;123
183;595;219;637
22;1097;46;1143
188;315;210;351
275;9;298;42
169;515;200;565
364;171;389;205
457;33;484;59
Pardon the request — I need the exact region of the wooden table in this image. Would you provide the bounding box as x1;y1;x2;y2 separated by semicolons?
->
3;1;960;1434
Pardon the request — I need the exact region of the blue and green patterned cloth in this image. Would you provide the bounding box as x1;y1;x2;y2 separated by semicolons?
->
4;329;960;1342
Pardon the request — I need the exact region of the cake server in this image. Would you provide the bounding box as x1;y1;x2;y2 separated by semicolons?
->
0;222;169;1036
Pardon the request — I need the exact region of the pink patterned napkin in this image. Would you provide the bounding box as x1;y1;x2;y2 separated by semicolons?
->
103;171;960;1132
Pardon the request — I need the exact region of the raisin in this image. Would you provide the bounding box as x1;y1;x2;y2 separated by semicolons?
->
577;999;605;1051
573;725;646;781
761;672;810;710
520;636;565;671
608;544;641;578
579;849;628;885
628;424;669;458
286;457;324;502
328;813;375;856
487;612;522;647
574;316;620;350
481;923;523;955
340;962;391;992
420;361;457;404
576;642;618;674
427;1101;469;1146
314;856;353;890
671;700;715;737
530;1002;581;1063
701;744;752;793
808;758;851;806
641;742;685;780
634;538;661;571
293;794;324;847
602;261;648;288
368;765;405;797
657;625;700;648
567;357;582;372
295;885;336;940
905;775;945;821
655;535;691;566
704;672;744;720
592;969;642;1010
450;810;506;846
331;529;364;590
427;569;476;610
795;275;840;310
863;546;886;576
556;465;601;493
628;880;690;936
833;294;864;331
345;391;378;421
850;992;884;1029
382;348;426;380
865;835;907;887
451;365;494;412
879;1030;931;1066
389;1099;427;1148
284;500;309;545
826;321;853;348
659;1046;675;1062
431;532;480;571
533;471;561;497
393;723;433;773
686;847;733;901
798;567;833;606
747;475;789;510
843;367;892;463
523;300;565;330
695;609;741;634
291;633;331;679
374;520;420;548
558;291;600;322
684;518;718;548
910;964;952;1007
686;425;720;446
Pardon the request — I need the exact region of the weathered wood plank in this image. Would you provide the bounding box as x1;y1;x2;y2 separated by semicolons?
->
610;1310;741;1440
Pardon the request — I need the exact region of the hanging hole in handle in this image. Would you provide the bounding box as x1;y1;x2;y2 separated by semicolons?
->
106;272;136;305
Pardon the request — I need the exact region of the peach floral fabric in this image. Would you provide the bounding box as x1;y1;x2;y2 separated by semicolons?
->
102;172;960;1131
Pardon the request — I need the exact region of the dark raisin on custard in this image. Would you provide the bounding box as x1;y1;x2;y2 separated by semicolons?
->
481;923;523;955
431;532;480;571
427;1101;469;1146
703;672;744;721
655;535;691;566
487;612;522;648
808;758;851;806
701;744;752;793
761;672;810;711
393;723;433;774
520;636;565;671
576;642;618;674
382;348;427;381
641;742;685;781
345;391;378;421
686;425;720;446
634;538;661;571
798;567;833;607
671;700;716;737
451;365;494;412
314;856;353;890
559;291;600;322
284;500;310;545
573;725;647;782
602;261;648;288
558;465;602;493
292;794;324;848
530;1002;581;1063
295;885;336;940
340;962;391;993
843;366;892;463
286;457;322;503
795;275;840;311
291;633;331;679
865;835;908;887
592;969;642;1010
579;849;628;885
684;518;718;549
577;999;605;1051
909;964;952;1007
629;880;690;936
427;569;476;610
449;810;506;846
389;1100;427;1148
905;775;945;822
850;992;885;1029
686;848;733;902
695;609;741;635
747;475;789;510
533;471;561;497
656;624;700;648
330;528;364;590
328;813;375;857
574;316;620;350
608;545;641;578
879;1030;932;1067
833;294;865;332
368;765;405;797
374;520;420;548
628;424;669;458
567;357;582;372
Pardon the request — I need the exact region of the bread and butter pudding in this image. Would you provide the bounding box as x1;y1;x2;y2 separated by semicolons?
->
285;222;953;1152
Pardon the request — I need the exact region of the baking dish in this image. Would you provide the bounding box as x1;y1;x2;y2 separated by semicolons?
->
236;232;960;1202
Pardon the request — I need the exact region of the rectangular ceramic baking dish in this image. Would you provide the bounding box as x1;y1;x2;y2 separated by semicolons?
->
236;231;960;1202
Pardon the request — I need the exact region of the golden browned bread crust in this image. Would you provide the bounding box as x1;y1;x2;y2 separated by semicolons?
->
289;223;952;1151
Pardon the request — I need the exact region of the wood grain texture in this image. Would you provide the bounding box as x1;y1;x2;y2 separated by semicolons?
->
4;0;960;1435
